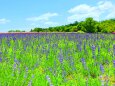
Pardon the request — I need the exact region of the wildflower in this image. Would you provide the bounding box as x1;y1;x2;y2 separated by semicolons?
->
98;46;100;53
81;58;87;69
77;44;82;51
26;67;28;73
13;37;16;41
28;80;32;86
100;64;104;74
58;50;63;64
0;58;2;62
24;67;28;78
62;69;67;82
46;75;53;86
91;45;96;58
13;63;17;69
113;44;115;56
46;75;51;83
32;74;34;79
14;58;20;66
28;74;34;86
81;58;85;64
113;60;115;67
14;58;18;63
101;79;105;86
92;45;96;51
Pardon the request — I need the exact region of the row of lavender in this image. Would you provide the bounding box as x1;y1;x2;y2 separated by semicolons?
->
0;33;115;86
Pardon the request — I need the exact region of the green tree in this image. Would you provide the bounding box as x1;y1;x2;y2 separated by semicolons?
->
32;27;42;32
83;17;98;33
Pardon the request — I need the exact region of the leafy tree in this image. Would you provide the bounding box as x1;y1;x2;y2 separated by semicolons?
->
83;17;98;33
31;27;42;32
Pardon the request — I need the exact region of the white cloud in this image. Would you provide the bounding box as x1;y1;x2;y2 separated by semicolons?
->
26;12;58;22
44;21;58;25
29;21;59;28
98;1;113;11
68;4;96;14
68;1;115;22
26;12;59;27
0;18;10;24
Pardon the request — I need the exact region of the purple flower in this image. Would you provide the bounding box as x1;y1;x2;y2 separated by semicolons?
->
13;63;17;69
81;58;87;69
98;46;100;53
81;58;85;64
91;45;96;58
100;64;104;74
13;37;16;41
58;50;63;63
113;44;115;56
26;67;28;73
92;45;96;51
77;44;82;51
0;57;2;62
113;60;115;67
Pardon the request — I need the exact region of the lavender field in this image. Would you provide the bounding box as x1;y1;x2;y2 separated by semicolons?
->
0;33;115;86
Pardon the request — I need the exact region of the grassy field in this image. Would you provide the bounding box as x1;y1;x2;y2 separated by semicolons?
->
0;33;115;86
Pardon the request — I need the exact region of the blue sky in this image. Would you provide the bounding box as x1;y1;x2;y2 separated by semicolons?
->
0;0;115;32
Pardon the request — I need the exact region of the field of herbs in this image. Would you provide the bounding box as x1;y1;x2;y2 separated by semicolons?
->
0;33;115;86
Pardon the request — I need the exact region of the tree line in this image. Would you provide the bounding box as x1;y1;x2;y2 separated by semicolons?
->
9;17;115;33
8;30;25;32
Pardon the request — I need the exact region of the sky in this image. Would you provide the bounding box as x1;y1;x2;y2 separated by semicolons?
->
0;0;115;32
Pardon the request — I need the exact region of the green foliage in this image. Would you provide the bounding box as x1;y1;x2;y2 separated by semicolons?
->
30;17;115;33
31;27;43;32
82;17;98;33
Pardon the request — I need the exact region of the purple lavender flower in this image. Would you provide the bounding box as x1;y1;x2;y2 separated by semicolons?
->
24;67;28;78
113;60;115;67
100;64;104;74
13;37;16;41
81;58;85;64
28;80;32;86
113;44;115;56
91;45;96;59
77;44;82;51
26;67;28;73
58;50;63;64
14;58;18;63
81;58;87;69
0;57;2;62
108;48;110;52
98;46;100;53
59;56;63;63
92;45;96;51
13;63;17;69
